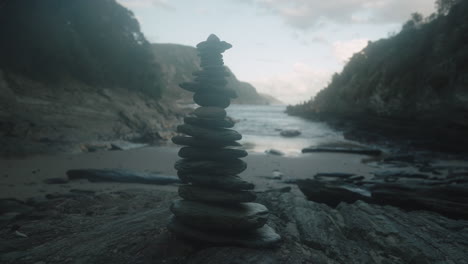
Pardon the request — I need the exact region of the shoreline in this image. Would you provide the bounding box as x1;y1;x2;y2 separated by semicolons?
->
2;143;467;201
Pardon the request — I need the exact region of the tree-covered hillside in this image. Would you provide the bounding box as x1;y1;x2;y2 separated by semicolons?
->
0;0;163;98
288;0;468;122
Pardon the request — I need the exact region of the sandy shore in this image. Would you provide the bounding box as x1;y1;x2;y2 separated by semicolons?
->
1;145;468;264
0;145;379;200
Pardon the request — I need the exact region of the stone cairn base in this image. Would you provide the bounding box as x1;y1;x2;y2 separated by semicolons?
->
168;34;281;248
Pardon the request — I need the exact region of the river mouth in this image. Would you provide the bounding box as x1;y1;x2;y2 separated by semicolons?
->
228;104;358;156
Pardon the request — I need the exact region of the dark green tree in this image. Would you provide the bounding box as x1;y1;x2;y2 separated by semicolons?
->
0;0;163;98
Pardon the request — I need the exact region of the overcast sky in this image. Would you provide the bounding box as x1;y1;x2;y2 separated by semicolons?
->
117;0;435;104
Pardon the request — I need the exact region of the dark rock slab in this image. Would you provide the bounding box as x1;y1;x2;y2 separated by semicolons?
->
280;129;301;137
259;191;468;264
177;124;242;142
43;178;69;184
0;199;34;215
178;147;247;160
169;218;281;249
297;179;372;207
170;200;268;231
174;159;247;175
302;147;382;156
264;149;284;156
177;173;254;191
178;185;256;203
184;116;235;128
172;136;241;148
67;169;180;185
193;107;227;119
193;93;230;108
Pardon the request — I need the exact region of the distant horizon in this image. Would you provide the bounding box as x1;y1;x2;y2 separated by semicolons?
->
118;0;436;104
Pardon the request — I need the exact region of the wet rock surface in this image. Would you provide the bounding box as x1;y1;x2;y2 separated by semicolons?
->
1;188;466;264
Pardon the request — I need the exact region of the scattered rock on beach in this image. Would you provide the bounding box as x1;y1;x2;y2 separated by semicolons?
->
302;146;382;156
66;169;180;185
265;149;284;156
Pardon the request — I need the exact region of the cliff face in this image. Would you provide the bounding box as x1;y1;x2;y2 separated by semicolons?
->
287;1;468;152
152;43;280;105
0;71;184;156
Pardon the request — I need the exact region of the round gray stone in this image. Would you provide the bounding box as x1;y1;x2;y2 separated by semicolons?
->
174;159;247;175
184;116;235;128
178;184;256;203
171;136;241;148
177;124;241;142
193;107;227;119
177;173;254;191
178;147;247;160
170;200;269;231
168;217;281;248
193;93;230;108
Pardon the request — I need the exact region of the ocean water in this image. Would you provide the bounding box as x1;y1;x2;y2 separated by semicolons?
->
227;104;345;156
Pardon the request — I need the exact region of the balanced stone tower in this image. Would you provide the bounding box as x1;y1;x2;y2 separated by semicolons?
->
168;34;281;247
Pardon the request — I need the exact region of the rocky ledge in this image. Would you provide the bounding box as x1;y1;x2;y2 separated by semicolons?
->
1;187;466;264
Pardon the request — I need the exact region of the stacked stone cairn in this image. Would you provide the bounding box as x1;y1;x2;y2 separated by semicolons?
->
168;34;281;248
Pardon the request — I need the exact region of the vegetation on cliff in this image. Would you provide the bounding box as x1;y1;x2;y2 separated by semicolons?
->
0;0;163;98
287;0;468;122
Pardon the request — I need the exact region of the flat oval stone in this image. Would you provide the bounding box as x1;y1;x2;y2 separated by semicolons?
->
184;116;235;128
178;185;256;203
168;218;281;248
193;93;230;108
195;77;228;87
193;69;230;78
200;58;224;67
175;159;247;175
178;147;247;160
170;200;268;231
171;136;241;148
177;124;241;142
193;107;227;119
179;82;237;98
177;173;254;191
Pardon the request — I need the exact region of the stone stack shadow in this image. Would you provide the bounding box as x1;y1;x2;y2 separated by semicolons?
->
168;34;280;248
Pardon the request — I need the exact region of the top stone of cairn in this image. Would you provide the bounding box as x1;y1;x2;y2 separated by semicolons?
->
196;34;232;53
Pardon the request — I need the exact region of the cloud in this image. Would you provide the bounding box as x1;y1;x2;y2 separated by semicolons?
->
332;38;368;63
238;0;435;29
117;0;175;11
250;62;332;104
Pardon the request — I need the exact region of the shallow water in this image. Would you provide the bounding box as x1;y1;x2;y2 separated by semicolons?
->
227;104;346;156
